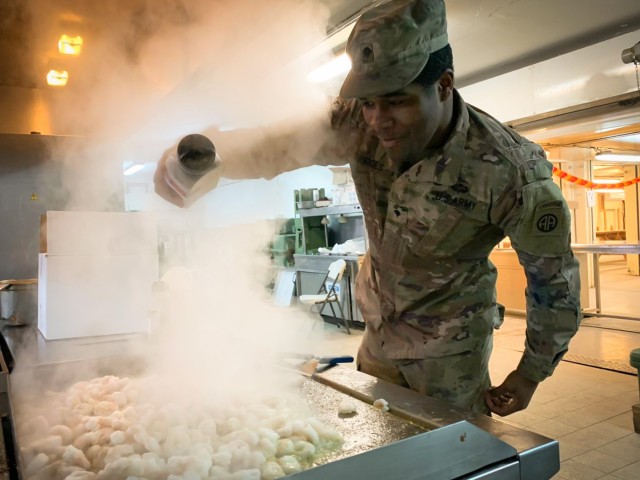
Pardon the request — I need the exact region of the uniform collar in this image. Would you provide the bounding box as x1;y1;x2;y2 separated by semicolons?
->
406;89;469;186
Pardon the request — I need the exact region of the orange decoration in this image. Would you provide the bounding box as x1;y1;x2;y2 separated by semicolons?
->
552;166;640;189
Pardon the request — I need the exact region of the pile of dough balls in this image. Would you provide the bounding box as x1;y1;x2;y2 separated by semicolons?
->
15;375;344;480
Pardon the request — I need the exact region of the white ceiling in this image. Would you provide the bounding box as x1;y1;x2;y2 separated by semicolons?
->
315;0;640;86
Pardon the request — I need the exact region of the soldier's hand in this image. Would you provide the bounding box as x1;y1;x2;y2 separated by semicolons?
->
154;149;185;208
484;370;538;416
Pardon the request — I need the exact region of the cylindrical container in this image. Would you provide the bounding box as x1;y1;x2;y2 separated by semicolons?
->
164;134;220;206
0;281;38;326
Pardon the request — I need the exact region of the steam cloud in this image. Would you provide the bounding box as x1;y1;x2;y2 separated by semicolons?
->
16;0;341;409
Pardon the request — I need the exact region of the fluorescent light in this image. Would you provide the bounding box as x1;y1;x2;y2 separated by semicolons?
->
594;152;640;162
609;133;640;144
124;164;144;176
592;188;624;193
47;69;69;86
58;35;83;55
307;53;351;84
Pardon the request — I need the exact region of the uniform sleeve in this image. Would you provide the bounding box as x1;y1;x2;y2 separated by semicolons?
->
494;159;582;383
201;98;361;180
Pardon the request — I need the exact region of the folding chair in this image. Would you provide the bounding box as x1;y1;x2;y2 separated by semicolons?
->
299;259;351;334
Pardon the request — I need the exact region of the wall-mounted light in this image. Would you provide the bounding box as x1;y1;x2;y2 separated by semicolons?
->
124;164;144;176
46;69;69;86
594;152;640;163
58;35;83;56
621;41;640;64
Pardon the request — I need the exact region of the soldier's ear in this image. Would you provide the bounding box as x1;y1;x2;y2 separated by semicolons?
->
437;70;454;100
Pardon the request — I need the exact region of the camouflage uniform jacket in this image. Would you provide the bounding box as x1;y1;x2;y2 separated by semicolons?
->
338;90;581;383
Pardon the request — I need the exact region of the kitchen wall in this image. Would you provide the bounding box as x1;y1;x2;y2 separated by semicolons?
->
0;134;124;280
124;163;335;224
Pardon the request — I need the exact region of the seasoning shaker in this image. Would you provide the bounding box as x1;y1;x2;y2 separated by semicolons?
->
164;134;220;206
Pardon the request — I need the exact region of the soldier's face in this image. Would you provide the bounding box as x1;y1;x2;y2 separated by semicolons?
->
361;81;449;168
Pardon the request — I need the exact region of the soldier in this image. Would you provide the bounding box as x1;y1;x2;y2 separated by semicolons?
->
155;0;581;416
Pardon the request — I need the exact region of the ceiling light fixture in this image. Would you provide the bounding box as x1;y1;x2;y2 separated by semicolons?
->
46;70;69;86
58;35;83;56
306;53;351;84
123;164;144;176
594;152;640;163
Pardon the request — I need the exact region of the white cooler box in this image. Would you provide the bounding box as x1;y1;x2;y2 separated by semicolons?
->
38;212;159;340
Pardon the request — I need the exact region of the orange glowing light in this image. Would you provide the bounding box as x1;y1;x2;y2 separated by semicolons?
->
47;70;69;86
58;35;83;55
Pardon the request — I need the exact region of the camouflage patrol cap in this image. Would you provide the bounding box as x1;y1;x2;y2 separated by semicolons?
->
340;0;448;99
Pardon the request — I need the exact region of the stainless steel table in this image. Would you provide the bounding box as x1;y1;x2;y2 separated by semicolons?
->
571;243;640;321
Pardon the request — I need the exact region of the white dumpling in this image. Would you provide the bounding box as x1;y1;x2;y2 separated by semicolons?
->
21;416;49;437
72;407;92;424
338;399;358;415
141;452;166;477
209;465;232;480
301;424;320;446
104;444;134;464
95;457;131;480
65;471;97;479
109;430;126;446
197;418;218;438
166;455;190;475
85;444;103;464
212;450;232;469
107;391;128;407
261;461;286;480
256;437;277;459
49;425;74;445
163;426;192;456
293;440;316;459
230;468;261;480
373;398;390;412
277;455;302;475
27;435;64;456
276;439;294;457
93;401;118;417
57;464;85;477
62;444;91;469
23;452;49;478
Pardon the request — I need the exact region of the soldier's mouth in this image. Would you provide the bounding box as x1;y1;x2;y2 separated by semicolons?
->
381;138;400;148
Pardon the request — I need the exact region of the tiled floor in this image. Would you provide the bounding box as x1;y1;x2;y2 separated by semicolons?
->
302;257;640;479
